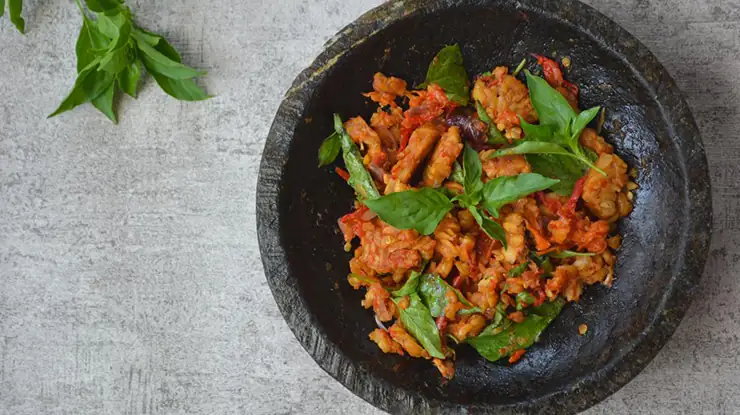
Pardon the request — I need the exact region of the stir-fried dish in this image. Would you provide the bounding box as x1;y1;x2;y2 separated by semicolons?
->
317;45;635;380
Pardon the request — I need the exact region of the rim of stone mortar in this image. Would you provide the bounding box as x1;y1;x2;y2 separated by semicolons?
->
256;0;712;413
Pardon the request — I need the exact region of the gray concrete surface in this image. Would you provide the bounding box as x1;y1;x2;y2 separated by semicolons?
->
0;0;737;414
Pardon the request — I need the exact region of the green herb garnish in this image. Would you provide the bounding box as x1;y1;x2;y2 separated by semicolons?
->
50;0;209;123
420;44;470;106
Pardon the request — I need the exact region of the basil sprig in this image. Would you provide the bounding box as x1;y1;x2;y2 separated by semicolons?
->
418;273;481;318
317;132;340;167
475;101;507;145
488;70;607;191
50;0;209;123
392;293;445;359
333;114;381;201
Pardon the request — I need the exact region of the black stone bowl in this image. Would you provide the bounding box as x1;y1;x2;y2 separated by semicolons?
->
256;0;712;413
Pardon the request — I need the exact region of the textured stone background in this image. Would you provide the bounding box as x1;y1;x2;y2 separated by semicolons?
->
0;0;737;414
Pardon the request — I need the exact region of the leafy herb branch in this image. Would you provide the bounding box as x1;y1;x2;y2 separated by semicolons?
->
49;0;210;123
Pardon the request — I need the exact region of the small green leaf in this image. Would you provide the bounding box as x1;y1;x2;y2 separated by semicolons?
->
468;206;507;247
519;117;557;143
8;0;24;33
317;132;341;167
131;27;162;47
364;188;453;235
526;154;583;195
393;293;445;359
117;60;142;97
524;70;576;134
420;44;470;105
91;79;117;123
418;273;479;318
462;145;483;201
508;262;530;277
84;0;124;14
150;74;210;101
75;2;110;72
467;298;565;362
480;173;560;218
96;12;128;39
569;106;601;145
133;31;206;80
549;250;596;259
392;270;423;297
334;114;381;201
476;101;507;145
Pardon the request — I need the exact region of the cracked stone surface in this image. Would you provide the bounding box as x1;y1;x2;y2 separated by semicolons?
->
0;0;736;414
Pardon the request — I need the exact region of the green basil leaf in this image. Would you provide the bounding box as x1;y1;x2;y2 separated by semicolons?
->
524;70;576;134
99;43;132;73
7;0;24;33
49;59;116;118
392;270;423;297
137;28;182;62
468;206;507;247
462;145;483;201
508;262;530;277
393;293;445;359
468;298;565;362
364;188;452;235
519;117;557;143
90;78;117;123
317;132;341;167
117;60;141;97
526;154;583;195
421;44;470;106
131;28;161;46
480;173;560;218
476;101;507;145
96;12;128;39
133;31;206;80
75;3;110;72
333;114;381;201
84;0;124;14
489;141;579;159
418;274;479;318
549;250;596;259
151;73;210;101
130;30;210;101
105;18;131;51
0;0;5;18
450;161;464;184
569;106;601;145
